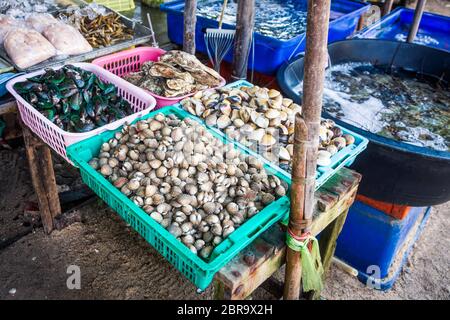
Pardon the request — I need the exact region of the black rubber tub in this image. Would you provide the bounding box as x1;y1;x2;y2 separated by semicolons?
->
277;39;450;206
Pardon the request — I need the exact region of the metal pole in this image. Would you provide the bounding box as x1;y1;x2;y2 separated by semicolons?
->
183;0;197;54
283;0;331;300
382;0;394;16
407;0;427;43
231;0;255;80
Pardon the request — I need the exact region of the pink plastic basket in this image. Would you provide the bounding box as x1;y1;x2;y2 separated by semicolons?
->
92;47;226;108
7;62;157;164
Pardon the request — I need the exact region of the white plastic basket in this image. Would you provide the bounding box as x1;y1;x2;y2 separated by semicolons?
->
7;63;157;164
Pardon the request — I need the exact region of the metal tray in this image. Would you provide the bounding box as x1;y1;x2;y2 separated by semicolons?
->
0;3;152;72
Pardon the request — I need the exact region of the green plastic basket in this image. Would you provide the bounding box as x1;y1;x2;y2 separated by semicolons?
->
67;105;291;290
86;0;135;12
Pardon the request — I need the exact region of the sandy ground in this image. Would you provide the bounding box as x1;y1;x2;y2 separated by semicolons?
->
0;146;448;300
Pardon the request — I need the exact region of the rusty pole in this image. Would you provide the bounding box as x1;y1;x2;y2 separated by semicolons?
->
283;0;331;300
382;0;394;16
183;0;197;54
231;0;255;80
407;0;427;43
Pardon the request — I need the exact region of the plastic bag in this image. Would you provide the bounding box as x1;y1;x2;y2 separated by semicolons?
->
26;13;57;33
0;14;19;44
43;22;92;55
4;28;56;69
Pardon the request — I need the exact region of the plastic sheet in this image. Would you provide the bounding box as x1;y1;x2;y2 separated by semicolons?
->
43;22;92;55
4;28;56;69
0;14;19;44
26;13;57;33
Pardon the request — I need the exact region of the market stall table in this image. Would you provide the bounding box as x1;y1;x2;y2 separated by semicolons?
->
214;167;361;300
1;100;361;297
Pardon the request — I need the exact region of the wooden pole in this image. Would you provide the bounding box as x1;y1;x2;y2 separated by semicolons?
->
231;0;255;80
283;0;331;300
283;114;308;300
382;0;394;16
407;0;427;43
183;0;197;54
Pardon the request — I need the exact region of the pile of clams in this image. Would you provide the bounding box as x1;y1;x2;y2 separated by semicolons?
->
89;113;287;259
181;86;356;172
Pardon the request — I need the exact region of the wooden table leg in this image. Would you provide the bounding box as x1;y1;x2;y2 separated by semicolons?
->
21;121;61;234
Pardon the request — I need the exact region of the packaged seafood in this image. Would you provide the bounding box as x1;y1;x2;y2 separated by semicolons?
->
43;22;92;56
0;14;19;44
26;13;58;33
58;5;134;49
0;0;62;19
4;27;56;69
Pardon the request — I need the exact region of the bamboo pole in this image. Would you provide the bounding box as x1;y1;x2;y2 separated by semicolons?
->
407;0;427;43
183;0;197;54
382;0;394;16
231;0;255;80
283;0;331;300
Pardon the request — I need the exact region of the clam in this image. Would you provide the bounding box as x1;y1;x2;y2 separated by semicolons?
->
260;134;276;147
265;109;280;119
150;212;163;224
332;137;347;150
217;115;231;129
343;133;355;145
317;150;332;166
200;246;213;259
100;164;112;176
92;114;286;259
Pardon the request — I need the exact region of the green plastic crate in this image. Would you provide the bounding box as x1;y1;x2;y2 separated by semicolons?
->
67;105;291;290
86;0;135;12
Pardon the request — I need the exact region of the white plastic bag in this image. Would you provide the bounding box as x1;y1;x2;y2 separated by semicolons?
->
4;28;56;69
43;22;92;55
26;13;58;33
0;14;19;44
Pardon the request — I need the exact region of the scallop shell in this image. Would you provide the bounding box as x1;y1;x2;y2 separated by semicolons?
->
317;150;332;166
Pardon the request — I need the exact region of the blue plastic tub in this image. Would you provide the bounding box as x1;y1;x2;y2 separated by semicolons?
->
335;201;431;290
354;7;450;52
161;0;370;75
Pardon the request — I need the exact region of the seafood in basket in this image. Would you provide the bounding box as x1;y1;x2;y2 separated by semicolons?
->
123;50;224;98
182;85;356;172
58;4;134;48
89;112;288;259
13;64;134;133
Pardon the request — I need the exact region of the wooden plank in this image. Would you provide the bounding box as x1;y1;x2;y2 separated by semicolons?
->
21;120;61;234
309;208;350;299
214;168;361;300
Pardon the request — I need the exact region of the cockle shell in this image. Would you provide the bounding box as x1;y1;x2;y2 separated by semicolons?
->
94;113;286;260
